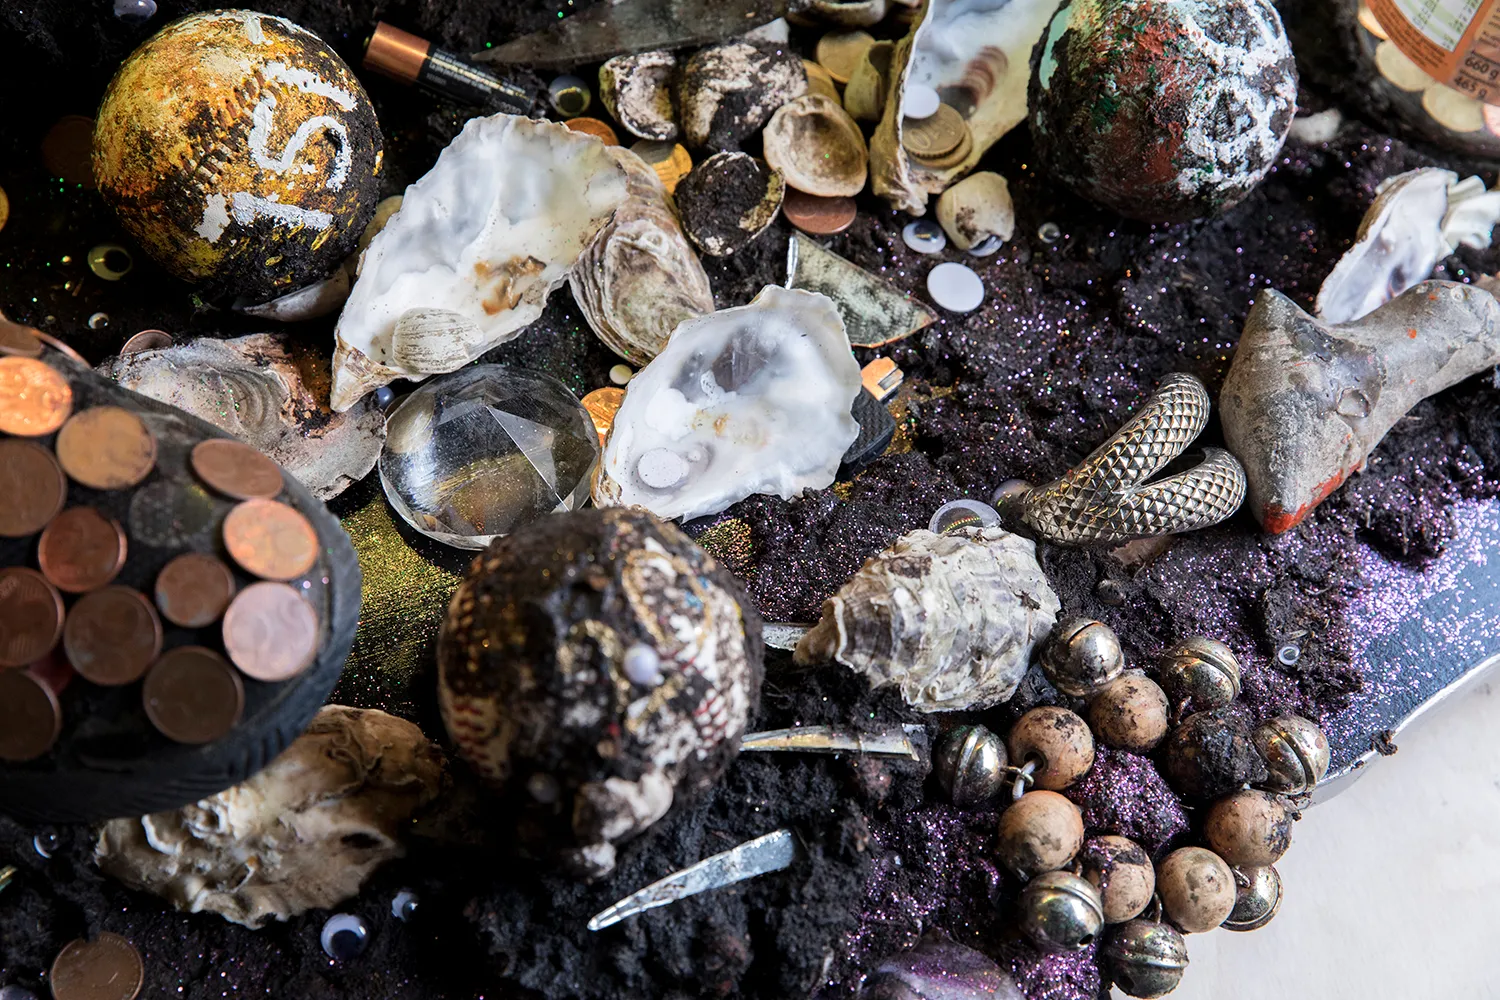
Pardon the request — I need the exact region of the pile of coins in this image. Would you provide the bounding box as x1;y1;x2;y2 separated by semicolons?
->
0;341;325;762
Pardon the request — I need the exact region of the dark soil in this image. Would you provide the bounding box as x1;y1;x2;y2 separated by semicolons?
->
3;2;1499;999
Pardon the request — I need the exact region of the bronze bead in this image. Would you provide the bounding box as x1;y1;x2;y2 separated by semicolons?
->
1018;870;1105;952
1158;636;1241;712
997;790;1084;878
1157;846;1235;933
1160;710;1269;801
1079;835;1156;924
1224;865;1283;932
1252;714;1331;795
1042;617;1125;697
1087;673;1169;752
934;724;1008;808
1007;706;1095;790
1103;918;1189;998
1205;789;1292;867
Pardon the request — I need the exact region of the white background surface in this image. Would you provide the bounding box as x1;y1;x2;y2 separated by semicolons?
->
1152;681;1500;1000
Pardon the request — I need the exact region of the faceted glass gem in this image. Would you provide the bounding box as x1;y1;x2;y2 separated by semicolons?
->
379;366;600;550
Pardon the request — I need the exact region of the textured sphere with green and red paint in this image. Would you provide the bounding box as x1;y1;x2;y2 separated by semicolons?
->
1028;0;1297;223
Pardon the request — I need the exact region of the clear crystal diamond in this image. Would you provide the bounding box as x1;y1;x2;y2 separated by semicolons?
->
379;366;600;549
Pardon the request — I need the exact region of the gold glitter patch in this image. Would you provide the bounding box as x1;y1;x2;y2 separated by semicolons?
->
693;517;756;579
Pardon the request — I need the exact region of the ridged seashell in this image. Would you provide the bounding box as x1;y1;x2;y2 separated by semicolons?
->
570;147;715;364
1317;168;1500;325
863;933;1023;1000
98;332;385;500
935;170;1015;250
795;527;1060;712
872;0;1061;214
678;41;808;150
844;40;894;122
763;94;869;197
437;508;763;879
812;0;890;27
599;50;680;142
330;113;630;411
594;286;860;521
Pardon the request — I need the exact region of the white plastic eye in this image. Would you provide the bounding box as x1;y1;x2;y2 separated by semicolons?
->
320;912;370;960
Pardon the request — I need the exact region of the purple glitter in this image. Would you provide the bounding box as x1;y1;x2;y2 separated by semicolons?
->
1065;748;1190;855
998;937;1102;1000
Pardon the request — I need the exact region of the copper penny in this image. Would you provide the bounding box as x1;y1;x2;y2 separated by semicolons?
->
63;586;163;686
0;439;67;537
154;552;237;628
0;356;73;436
0;667;63;762
782;189;857;236
40;115;98;189
901;103;966;159
191;438;284;500
38;507;127;593
0;567;65;667
0;316;43;358
143;646;245;744
120;329;173;355
564;116;620;145
581;387;626;447
56;406;158;490
49;931;144;1000
222;581;320;681
222;499;319;581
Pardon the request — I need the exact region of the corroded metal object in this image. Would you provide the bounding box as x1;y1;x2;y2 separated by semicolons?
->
1002;373;1247;545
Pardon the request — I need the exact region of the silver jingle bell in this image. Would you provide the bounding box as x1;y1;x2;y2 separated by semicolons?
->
1158;636;1242;712
1018;870;1105;952
1042;617;1125;697
1103;917;1190;998
1252;714;1331;795
1224;865;1282;932
934;724;1008;808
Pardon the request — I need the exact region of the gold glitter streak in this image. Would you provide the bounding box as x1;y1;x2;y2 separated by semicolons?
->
693;517;756;579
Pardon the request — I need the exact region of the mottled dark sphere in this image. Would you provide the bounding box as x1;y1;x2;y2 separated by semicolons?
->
1029;0;1297;222
1159;710;1268;801
438;508;764;878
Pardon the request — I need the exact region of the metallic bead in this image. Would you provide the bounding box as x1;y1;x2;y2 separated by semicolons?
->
1103;918;1189;998
1224;865;1282;932
1158;636;1242;712
1252;714;1330;795
1018;870;1105;952
1041;617;1125;697
934;724;1008;807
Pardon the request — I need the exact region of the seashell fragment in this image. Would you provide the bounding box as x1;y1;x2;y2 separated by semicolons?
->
571;147;716;365
1316;168;1500;325
675;152;786;257
794;526;1060;712
98;332;385;500
599;50;680;142
329;114;630;411
678;41;807;150
594;286;861;521
1221;280;1500;532
811;0;890;27
762;94;869;197
844;40;894;122
872;0;1063;214
935;170;1015;251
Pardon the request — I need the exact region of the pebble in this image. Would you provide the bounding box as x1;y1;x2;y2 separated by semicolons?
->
927;262;984;313
609;364;634;386
903;84;941;119
901;220;947;254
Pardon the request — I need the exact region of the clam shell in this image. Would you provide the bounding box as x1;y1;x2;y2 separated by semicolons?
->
763;94;869;198
599;50;680;142
935;170;1015;250
570;147;715;364
794;527;1060;712
844;40;894;122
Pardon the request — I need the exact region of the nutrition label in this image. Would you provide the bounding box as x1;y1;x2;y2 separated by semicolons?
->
1370;0;1500;102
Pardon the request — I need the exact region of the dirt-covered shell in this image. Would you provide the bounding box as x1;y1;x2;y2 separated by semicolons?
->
437;508;763;879
795;527;1059;711
599;50;681;142
678;41;807;150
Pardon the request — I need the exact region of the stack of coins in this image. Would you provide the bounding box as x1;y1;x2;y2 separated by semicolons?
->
0;340;325;762
902;103;973;170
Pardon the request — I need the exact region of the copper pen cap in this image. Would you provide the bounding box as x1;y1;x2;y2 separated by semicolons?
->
364;22;430;85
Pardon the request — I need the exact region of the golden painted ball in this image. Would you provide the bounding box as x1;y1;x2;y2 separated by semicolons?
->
93;10;383;301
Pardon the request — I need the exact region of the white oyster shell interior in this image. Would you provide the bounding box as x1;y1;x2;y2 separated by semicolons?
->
330;114;630;411
795;527;1060;711
594;285;861;521
1317;168;1500;325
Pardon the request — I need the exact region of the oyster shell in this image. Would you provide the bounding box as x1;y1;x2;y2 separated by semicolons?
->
935;170;1015;250
871;0;1064;214
794;526;1060;712
593;285;861;521
678;41;807;150
98;332;385;500
329;113;630;411
570;146;716;365
762;94;869;197
1317;168;1500;325
599;50;680;142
